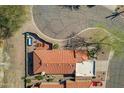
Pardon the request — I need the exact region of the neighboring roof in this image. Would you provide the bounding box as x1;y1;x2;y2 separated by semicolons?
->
76;60;95;77
33;49;88;74
40;83;64;88
66;81;92;88
38;81;92;88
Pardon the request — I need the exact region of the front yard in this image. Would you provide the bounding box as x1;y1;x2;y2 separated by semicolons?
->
24;27;113;88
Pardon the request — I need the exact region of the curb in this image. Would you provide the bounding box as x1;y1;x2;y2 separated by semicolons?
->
31;6;124;43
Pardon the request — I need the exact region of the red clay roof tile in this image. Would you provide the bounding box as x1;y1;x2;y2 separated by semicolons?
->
34;50;77;63
66;81;92;88
33;50;88;74
40;83;64;88
35;63;75;74
38;81;92;88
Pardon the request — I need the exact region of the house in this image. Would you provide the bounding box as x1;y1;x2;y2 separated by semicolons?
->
33;49;91;75
32;49;96;88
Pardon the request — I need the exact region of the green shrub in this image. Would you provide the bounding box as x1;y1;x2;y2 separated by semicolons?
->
35;75;44;80
46;78;54;82
45;75;54;82
88;49;97;58
25;79;31;83
52;43;59;49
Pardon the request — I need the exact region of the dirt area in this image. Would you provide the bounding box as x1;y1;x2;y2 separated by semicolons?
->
0;42;11;87
3;27;25;88
77;28;111;60
0;46;4;87
2;20;36;88
115;5;124;14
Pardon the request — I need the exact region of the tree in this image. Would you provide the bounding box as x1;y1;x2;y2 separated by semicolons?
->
0;6;29;39
25;79;31;83
64;33;112;58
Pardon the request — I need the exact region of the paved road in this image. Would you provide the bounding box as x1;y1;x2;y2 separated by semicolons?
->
106;54;124;88
32;5;124;39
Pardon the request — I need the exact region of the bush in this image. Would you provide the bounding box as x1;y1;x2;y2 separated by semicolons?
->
52;43;59;49
88;49;97;58
25;79;31;83
0;6;29;39
35;75;44;80
46;78;54;82
45;75;54;82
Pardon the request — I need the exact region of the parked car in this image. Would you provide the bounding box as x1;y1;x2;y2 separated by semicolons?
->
27;36;33;46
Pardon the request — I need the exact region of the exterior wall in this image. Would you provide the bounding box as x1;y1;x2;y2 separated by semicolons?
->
76;76;92;80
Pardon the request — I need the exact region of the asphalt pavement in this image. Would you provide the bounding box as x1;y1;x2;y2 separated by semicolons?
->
32;5;124;39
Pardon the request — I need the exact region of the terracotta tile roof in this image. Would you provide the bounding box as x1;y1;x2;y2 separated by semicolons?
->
35;63;75;74
66;81;92;88
75;50;88;61
37;81;92;88
33;52;41;72
33;50;88;74
34;50;77;63
40;83;64;88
